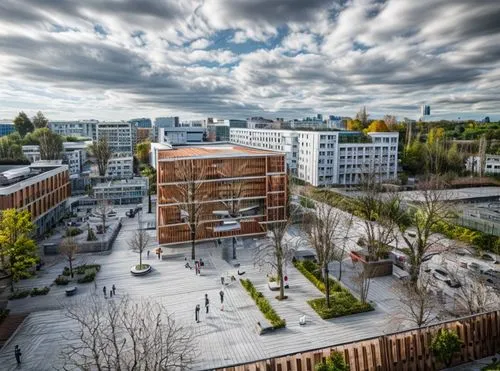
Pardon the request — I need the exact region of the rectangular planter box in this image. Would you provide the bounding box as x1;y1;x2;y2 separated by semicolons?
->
350;250;393;278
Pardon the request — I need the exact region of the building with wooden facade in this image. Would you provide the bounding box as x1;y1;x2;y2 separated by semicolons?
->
156;144;287;245
0;161;71;236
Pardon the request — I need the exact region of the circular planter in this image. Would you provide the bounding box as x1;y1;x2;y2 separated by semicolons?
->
130;264;152;276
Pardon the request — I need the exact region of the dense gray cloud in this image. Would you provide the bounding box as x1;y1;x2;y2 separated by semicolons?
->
0;0;499;121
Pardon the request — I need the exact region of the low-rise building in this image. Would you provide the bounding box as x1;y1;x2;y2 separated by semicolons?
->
22;142;89;176
467;154;500;175
158;127;205;145
0;161;71;236
93;177;148;205
156;144;287;246
49;120;98;139
230;128;399;186
104;157;134;178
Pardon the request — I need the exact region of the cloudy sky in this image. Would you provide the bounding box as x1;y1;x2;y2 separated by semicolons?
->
1;0;499;122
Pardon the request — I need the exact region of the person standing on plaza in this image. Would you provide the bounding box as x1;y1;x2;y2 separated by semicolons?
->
219;290;224;311
204;293;209;314
112;284;116;295
194;261;199;275
195;304;200;323
147;250;150;259
103;286;107;298
14;345;21;364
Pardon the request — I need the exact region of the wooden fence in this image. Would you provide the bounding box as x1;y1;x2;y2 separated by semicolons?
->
215;310;500;371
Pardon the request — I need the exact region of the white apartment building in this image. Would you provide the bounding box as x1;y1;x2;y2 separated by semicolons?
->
230;128;398;186
467;154;500;175
104;157;134;178
22;142;89;176
49;120;98;139
158;127;205;145
93;177;148;205
96;122;135;157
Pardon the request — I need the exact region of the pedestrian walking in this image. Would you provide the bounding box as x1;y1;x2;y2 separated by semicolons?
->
221;275;225;286
110;291;113;298
195;261;199;275
195;304;200;323
14;345;21;364
112;284;116;295
204;293;210;314
103;286;107;298
147;250;150;259
219;290;224;311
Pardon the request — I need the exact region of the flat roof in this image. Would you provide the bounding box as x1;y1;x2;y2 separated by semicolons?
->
158;144;282;159
398;187;500;202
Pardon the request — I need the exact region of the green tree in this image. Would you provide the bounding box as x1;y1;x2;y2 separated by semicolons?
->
0;132;25;160
141;166;156;214
0;209;38;291
37;128;63;160
88;137;112;177
13;112;34;137
315;351;349;371
135;141;151;164
347;119;363;131
32;111;49;128
430;329;462;367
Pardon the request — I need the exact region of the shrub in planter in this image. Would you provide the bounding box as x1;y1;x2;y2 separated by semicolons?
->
87;227;97;241
308;297;373;319
240;279;286;329
76;264;101;275
8;289;31;300
62;267;71;276
55;275;70;285
66;227;83;237
30;286;50;296
430;329;462;368
77;268;96;283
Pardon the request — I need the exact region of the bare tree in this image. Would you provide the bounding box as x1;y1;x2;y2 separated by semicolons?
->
128;229;151;270
62;295;196;370
88;137;112;177
218;163;254;259
395;177;454;282
94;199;113;235
354;174;402;261
397;276;437;327
173;159;207;260
452;271;499;316
352;261;372;304
60;237;78;278
303;200;350;308
254;219;296;300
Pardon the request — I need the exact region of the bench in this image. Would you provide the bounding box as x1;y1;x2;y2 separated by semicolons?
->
392;266;409;280
255;319;274;335
161;253;185;260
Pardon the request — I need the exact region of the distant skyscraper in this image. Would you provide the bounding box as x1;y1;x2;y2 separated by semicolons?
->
420;105;431;116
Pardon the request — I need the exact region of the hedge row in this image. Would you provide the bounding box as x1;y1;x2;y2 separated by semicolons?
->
240;279;286;329
294;260;373;319
293;260;344;294
77;268;97;283
9;286;50;300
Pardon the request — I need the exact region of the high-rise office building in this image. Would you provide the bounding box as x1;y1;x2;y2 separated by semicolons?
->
420;105;431;116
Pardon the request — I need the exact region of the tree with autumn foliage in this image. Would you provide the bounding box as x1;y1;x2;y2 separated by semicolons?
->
363;120;390;134
346;119;364;131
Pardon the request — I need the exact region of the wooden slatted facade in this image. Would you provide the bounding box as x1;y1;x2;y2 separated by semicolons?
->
0;165;71;236
156;145;287;245
215;310;500;371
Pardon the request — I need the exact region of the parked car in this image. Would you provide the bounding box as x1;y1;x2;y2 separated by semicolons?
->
482;269;500;285
456;248;473;256
433;268;461;288
422;252;439;262
481;253;498;263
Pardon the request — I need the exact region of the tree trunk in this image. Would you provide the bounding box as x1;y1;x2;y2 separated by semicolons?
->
232;237;236;260
277;256;285;300
148;190;152;214
191;228;196;260
324;262;331;308
409;260;421;283
69;258;74;278
139;251;142;269
338;259;343;281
